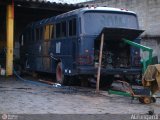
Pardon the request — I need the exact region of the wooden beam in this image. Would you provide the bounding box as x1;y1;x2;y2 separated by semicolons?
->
96;33;104;93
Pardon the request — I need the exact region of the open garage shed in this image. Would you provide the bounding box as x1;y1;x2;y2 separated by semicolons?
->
0;0;83;76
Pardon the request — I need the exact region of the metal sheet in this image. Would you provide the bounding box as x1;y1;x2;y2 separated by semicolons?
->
99;27;144;41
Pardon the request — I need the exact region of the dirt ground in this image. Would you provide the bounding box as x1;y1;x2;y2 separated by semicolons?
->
0;76;160;120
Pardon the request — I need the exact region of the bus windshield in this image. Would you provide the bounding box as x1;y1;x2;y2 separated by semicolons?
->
83;12;139;35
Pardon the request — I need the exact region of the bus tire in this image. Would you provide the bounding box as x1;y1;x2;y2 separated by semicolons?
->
56;62;67;85
139;97;151;104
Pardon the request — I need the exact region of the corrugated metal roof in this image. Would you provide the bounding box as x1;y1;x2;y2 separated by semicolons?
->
0;0;84;10
14;0;84;8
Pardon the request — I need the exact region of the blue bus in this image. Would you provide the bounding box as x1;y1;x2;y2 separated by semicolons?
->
20;7;143;85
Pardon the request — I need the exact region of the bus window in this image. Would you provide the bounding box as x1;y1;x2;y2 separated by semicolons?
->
25;29;32;43
21;34;24;46
51;25;54;39
39;27;43;40
61;21;66;37
44;25;54;41
35;28;40;41
56;23;61;38
83;12;138;34
44;25;50;40
69;18;76;36
35;27;43;41
56;21;67;38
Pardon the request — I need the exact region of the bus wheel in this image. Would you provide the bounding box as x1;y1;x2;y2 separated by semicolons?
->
56;62;67;85
139;97;151;104
143;97;151;104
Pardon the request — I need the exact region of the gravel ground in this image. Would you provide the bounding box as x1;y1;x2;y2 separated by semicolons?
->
0;76;160;120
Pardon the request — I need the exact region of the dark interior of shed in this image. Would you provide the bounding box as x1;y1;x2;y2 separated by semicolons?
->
0;5;6;68
0;1;82;74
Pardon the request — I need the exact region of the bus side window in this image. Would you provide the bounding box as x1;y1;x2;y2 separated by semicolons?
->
35;27;43;41
21;34;24;46
35;28;40;41
51;25;55;39
69;18;76;36
44;25;50;40
56;21;67;38
56;23;61;38
24;29;32;44
61;21;66;37
44;24;54;41
39;27;43;40
50;25;54;39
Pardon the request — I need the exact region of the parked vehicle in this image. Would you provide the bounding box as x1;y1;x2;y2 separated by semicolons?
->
20;7;143;85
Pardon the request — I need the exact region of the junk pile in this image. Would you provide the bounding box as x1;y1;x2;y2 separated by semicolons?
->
109;64;160;104
142;64;160;95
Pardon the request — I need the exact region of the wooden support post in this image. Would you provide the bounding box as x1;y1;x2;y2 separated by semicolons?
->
96;33;104;93
6;5;14;76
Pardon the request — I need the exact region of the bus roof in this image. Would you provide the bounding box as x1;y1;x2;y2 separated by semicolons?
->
55;7;136;19
31;7;136;27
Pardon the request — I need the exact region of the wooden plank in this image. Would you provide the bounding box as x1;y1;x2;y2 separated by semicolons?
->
96;33;104;93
